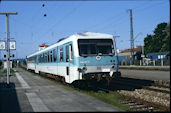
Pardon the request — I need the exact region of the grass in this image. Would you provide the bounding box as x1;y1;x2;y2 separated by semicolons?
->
42;76;130;111
0;68;16;76
75;90;130;111
23;68;130;111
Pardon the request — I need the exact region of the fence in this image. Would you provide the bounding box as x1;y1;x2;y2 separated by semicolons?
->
119;59;170;66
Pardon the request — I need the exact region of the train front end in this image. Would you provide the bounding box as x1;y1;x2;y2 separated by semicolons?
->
76;33;121;81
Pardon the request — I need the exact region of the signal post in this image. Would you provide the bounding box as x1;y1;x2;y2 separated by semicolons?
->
0;12;18;86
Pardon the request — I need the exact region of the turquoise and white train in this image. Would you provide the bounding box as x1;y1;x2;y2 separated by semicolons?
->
26;32;121;83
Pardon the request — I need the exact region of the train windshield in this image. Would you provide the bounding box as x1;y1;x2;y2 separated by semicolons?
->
78;39;114;56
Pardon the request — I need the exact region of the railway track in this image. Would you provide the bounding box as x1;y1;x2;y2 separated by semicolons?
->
104;77;170;95
98;87;170;112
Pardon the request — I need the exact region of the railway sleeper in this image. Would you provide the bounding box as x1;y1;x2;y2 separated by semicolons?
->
143;86;170;94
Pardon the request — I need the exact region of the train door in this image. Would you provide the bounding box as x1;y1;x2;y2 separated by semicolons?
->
65;44;74;83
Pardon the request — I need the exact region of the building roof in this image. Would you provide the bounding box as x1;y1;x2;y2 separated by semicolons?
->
147;51;170;56
121;46;143;53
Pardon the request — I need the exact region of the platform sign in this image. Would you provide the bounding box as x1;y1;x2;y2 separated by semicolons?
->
10;41;16;50
0;41;5;50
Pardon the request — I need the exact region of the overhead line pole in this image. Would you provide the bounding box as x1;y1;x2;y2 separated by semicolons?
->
0;12;18;86
128;9;134;65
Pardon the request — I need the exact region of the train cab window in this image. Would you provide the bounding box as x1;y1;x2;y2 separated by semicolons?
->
78;39;114;56
60;47;63;62
50;51;53;62
53;49;57;62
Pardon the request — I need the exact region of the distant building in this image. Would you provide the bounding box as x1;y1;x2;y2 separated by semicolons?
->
146;51;170;61
118;46;143;64
120;46;143;53
39;44;48;51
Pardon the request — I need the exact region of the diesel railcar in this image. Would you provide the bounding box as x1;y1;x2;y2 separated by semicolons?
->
26;32;121;83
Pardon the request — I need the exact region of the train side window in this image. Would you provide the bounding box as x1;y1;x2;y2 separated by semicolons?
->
69;44;73;60
42;53;44;63
53;49;56;62
39;55;40;63
50;51;53;62
66;46;69;62
40;54;42;63
44;53;46;63
60;47;63;62
47;52;50;62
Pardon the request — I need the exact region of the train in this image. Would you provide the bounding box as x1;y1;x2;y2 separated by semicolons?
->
26;32;121;83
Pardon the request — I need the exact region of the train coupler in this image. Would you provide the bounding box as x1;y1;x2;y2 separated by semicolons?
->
112;71;121;78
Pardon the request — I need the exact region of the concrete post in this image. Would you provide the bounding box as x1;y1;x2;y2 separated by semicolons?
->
153;60;155;66
125;56;127;65
140;60;142;66
161;59;163;66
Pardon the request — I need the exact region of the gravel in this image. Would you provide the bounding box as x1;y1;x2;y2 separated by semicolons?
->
118;88;170;107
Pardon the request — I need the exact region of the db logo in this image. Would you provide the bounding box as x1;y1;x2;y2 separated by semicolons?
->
96;56;101;60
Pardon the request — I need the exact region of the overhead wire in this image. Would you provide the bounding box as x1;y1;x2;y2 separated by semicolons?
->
86;0;166;32
80;1;150;32
37;2;82;44
93;14;127;32
90;0;167;32
31;2;63;32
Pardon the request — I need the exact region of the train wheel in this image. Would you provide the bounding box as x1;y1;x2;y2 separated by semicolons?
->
112;72;121;79
105;74;111;88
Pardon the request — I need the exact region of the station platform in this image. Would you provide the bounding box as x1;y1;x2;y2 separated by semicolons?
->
0;68;123;112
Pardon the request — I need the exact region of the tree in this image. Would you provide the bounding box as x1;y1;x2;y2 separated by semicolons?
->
144;22;170;54
144;34;154;54
161;23;170;51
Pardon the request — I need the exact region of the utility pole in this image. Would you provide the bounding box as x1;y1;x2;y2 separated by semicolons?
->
0;12;18;86
128;9;134;65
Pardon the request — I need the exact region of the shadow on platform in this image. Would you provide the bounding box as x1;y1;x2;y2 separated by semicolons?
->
71;77;154;92
0;82;21;112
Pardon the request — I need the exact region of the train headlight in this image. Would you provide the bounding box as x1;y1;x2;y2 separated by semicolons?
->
82;66;87;71
78;67;87;73
78;68;82;72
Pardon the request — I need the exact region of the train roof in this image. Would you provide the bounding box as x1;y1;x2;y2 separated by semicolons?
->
27;32;114;58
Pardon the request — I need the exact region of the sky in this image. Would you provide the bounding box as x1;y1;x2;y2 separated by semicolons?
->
0;0;170;59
